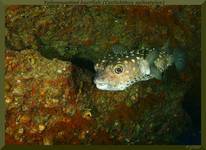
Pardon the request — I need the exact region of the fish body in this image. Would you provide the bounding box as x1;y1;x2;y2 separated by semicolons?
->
94;45;185;91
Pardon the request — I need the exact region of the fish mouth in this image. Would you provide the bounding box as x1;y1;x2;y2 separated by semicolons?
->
94;79;109;90
94;78;113;90
94;78;127;91
96;84;109;90
94;81;105;86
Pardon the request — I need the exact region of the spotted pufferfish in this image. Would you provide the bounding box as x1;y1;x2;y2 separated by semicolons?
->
94;44;185;91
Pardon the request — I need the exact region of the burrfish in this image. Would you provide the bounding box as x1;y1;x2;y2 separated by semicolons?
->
94;44;185;91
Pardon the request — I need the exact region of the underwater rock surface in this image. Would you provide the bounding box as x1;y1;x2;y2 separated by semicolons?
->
5;5;201;61
5;5;201;145
5;49;194;144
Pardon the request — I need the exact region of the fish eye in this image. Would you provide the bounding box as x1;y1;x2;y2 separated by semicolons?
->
114;65;124;74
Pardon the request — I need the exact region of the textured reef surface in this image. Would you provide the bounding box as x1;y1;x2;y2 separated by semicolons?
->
5;5;201;144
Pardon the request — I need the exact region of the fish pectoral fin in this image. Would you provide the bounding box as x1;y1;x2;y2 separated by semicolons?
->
150;64;162;80
146;50;159;65
173;48;186;71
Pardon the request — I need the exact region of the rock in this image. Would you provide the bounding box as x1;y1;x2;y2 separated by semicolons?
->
20;115;31;124
38;124;46;132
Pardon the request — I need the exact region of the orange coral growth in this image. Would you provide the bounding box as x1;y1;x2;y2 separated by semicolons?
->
5;134;24;145
70;111;93;129
180;72;192;82
91;129;113;144
82;38;94;47
110;35;119;44
125;6;182;26
41;110;93;144
31;84;37;97
107;103;136;124
137;93;166;115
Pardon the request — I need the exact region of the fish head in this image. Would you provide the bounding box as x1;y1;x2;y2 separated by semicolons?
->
94;57;144;91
